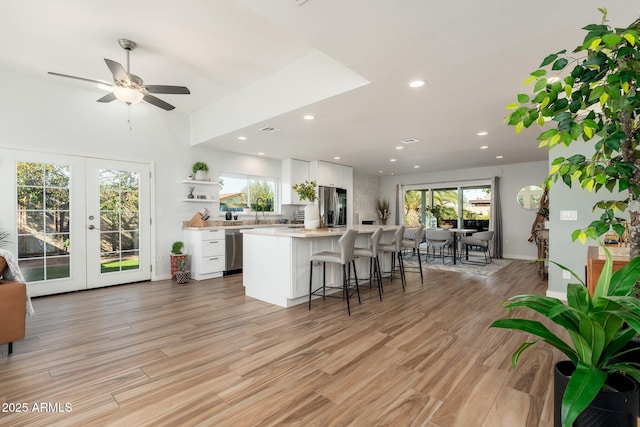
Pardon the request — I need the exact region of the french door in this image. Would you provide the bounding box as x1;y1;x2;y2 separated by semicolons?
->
85;158;151;289
1;149;151;297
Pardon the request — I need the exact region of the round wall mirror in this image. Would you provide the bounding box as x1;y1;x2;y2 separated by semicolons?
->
517;185;543;210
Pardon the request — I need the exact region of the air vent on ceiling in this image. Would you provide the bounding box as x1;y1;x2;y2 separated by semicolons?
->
259;126;280;133
401;137;419;144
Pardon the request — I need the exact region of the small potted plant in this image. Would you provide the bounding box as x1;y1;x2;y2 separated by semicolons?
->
292;180;319;229
491;247;640;426
192;161;209;181
170;241;187;281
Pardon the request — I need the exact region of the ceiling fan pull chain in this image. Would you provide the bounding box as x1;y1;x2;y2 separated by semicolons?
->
128;105;133;131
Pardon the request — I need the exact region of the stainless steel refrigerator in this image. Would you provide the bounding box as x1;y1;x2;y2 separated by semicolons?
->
318;186;347;227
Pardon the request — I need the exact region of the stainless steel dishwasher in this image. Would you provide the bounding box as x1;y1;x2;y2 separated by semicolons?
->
225;228;243;273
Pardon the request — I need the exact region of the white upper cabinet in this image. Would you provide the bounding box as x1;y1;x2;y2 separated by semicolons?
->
281;159;309;205
310;160;352;189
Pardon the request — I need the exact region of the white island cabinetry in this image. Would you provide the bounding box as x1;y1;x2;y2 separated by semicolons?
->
242;226;399;307
184;229;225;280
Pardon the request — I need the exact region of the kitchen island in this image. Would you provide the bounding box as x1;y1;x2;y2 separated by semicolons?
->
241;225;400;307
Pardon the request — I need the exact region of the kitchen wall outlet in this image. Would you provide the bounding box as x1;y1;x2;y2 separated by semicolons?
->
560;210;578;221
562;270;572;280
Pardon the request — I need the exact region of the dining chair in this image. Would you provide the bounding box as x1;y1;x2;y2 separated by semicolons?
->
459;230;494;265
308;229;360;315
424;229;453;264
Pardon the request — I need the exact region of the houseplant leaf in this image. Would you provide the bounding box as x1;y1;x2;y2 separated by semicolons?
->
561;361;607;427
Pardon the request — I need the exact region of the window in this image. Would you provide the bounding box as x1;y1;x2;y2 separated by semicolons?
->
404;181;491;230
17;162;71;282
219;174;278;213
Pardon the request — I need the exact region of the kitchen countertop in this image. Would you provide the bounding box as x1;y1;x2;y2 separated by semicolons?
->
183;223;304;231
240;224;400;238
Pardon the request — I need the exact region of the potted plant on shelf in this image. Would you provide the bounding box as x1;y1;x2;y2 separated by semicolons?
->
292;180;319;229
170;241;187;281
192;161;209;181
491;247;640;426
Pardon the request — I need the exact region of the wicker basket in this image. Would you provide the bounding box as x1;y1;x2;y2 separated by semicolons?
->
175;270;190;284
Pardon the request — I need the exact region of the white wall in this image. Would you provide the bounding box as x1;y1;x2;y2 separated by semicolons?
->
546;143;626;298
379;161;549;260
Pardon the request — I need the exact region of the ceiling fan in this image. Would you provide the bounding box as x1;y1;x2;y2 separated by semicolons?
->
48;39;190;111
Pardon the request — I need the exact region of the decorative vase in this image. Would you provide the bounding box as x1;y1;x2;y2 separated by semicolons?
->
304;201;320;229
195;170;208;181
554;360;639;426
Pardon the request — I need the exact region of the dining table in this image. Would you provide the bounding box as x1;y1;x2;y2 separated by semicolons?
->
444;228;477;265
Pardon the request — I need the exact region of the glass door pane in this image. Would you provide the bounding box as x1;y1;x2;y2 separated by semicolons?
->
16;162;71;282
433;188;459;227
98;169;140;274
462;186;491;231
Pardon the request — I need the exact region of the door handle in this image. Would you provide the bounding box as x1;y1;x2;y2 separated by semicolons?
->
88;225;96;230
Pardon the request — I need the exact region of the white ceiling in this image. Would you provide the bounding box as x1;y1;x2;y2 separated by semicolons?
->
2;0;638;176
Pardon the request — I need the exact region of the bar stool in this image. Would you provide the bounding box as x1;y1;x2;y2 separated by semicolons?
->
353;227;384;301
379;225;406;291
401;224;425;285
308;229;360;315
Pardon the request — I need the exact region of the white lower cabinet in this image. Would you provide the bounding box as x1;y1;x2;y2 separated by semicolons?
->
185;229;225;280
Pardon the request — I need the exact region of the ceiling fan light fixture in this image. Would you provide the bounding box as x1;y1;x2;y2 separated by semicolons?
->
113;85;144;105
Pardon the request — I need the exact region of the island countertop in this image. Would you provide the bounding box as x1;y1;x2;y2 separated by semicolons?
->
241;224;400;238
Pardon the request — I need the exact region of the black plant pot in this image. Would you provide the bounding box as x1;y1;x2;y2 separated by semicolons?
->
554;360;638;426
612;341;640;414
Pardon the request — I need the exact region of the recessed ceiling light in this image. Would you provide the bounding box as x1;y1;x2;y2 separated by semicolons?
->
390;173;395;176
303;115;315;120
395;146;404;150
379;170;384;174
237;136;247;140
480;145;488;150
496;155;503;159
390;158;397;162
409;79;426;88
413;165;420;169
257;152;265;156
333;156;341;160
477;131;488;136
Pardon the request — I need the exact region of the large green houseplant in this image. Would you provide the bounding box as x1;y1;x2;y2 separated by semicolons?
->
505;9;640;256
492;248;640;426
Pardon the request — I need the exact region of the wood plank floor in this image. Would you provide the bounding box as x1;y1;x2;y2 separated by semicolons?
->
0;260;565;426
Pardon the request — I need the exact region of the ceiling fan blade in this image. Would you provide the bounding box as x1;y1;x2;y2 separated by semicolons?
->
48;72;112;87
104;58;131;84
96;93;116;103
144;85;190;95
143;93;175;111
